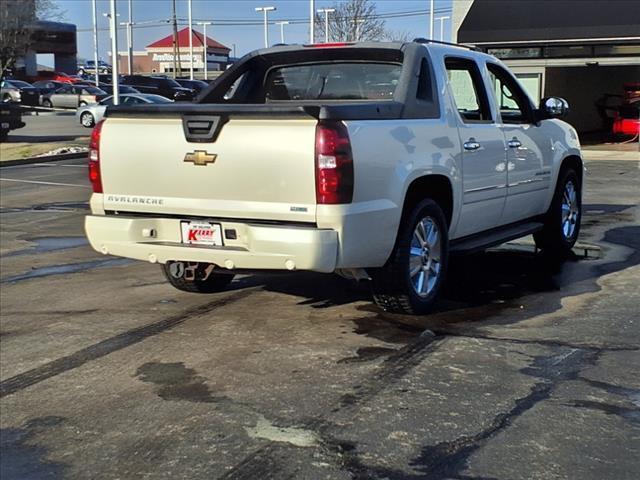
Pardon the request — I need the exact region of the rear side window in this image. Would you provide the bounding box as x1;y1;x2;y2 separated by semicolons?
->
445;57;492;123
264;62;402;101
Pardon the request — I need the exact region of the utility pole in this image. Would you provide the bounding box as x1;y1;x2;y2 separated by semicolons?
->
353;18;365;41
436;16;450;42
171;0;179;77
317;8;335;43
91;0;99;86
197;22;212;80
429;0;434;40
188;0;193;80
108;0;119;104
275;21;289;43
309;0;315;44
255;7;276;48
127;0;133;74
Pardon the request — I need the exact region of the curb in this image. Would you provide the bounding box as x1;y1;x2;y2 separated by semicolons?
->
0;152;87;168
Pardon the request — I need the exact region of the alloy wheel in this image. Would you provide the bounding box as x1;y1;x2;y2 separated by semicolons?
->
409;216;442;297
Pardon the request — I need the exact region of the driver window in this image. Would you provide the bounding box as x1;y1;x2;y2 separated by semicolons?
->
487;64;532;124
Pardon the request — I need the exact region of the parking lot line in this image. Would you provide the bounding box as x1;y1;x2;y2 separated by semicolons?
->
0;178;90;188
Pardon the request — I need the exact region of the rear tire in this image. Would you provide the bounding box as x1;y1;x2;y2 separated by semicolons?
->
370;199;449;315
534;167;582;258
162;261;234;293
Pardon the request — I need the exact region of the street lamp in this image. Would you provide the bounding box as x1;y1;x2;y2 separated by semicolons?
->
255;6;276;48
188;0;194;80
429;0;434;40
275;21;289;43
91;0;99;86
105;2;119;105
436;16;450;42
316;8;335;43
196;21;212;80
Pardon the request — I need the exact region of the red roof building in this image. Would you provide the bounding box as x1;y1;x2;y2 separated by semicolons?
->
116;27;230;76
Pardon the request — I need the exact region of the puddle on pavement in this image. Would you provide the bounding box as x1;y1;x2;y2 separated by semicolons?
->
136;362;224;403
5;237;88;257
0;202;89;214
0;258;132;283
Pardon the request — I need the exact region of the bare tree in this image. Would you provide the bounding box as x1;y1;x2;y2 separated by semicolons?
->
0;0;35;78
314;0;386;43
383;29;413;42
0;0;66;78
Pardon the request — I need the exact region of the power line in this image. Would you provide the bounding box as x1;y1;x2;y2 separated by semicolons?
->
76;7;452;32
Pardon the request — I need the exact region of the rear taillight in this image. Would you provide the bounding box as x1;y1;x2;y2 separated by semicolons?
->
315;121;354;204
88;120;104;193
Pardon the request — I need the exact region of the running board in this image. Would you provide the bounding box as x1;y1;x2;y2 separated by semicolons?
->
450;221;544;255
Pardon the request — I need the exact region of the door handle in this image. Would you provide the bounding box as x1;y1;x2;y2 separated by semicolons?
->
463;140;481;151
507;139;522;148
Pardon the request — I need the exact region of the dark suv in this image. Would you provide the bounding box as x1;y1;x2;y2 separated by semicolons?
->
120;75;193;101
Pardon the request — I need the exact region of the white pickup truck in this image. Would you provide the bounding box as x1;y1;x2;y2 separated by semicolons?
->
85;40;583;314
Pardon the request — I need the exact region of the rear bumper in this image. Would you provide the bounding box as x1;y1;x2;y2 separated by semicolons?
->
85;214;338;273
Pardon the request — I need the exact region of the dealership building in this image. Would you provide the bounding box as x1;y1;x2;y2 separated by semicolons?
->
115;27;231;75
453;0;640;134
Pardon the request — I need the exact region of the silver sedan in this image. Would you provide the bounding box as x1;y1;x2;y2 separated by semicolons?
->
75;93;173;128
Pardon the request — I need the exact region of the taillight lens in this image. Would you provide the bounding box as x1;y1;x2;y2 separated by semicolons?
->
88;120;104;193
315;121;354;204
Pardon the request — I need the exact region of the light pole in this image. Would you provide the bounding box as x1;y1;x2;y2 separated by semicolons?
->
197;21;212;80
309;0;315;44
317;8;335;43
119;20;135;74
107;1;119;105
429;0;434;40
188;0;194;80
353;18;365;41
127;0;133;74
255;6;276;48
91;0;99;86
436;16;450;42
275;21;289;43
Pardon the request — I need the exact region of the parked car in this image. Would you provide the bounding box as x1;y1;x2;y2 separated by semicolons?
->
85;41;583;315
32;80;68;96
42;85;108;108
0;79;40;106
613;99;640;138
29;70;83;84
0;102;25;141
95;84;140;95
175;79;209;95
78;60;112;76
120;75;193;101
76;93;172;127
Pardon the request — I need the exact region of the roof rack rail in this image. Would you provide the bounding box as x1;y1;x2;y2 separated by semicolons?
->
412;38;480;51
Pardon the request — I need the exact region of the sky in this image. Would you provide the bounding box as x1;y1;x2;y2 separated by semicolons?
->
50;0;454;62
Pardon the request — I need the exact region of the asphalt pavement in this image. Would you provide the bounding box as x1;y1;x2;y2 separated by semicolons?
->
8;112;88;143
0;157;638;479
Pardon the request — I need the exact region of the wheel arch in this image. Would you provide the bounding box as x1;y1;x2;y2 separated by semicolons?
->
402;174;454;227
559;154;584;188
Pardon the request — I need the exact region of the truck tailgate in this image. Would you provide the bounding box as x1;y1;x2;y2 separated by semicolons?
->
99;116;318;223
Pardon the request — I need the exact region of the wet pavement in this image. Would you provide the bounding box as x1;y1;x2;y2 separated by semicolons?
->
0;158;639;479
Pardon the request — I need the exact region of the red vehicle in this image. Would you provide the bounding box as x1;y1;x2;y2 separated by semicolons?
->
28;70;83;84
613;99;639;138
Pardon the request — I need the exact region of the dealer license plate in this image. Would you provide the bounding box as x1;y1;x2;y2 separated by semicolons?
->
180;221;223;246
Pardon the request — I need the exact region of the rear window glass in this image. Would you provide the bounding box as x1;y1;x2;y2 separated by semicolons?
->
264;62;401;101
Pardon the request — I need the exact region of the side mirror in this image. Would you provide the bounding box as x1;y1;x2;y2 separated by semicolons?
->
538;96;570;119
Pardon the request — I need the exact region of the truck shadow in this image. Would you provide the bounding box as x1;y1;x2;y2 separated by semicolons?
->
249;222;639;334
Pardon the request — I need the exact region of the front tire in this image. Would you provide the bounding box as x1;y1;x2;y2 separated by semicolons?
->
370;199;449;315
162;261;234;293
534;167;582;257
42;99;53;108
80;111;95;128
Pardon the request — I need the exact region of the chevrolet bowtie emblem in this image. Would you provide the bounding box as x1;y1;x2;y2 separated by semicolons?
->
184;150;217;166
